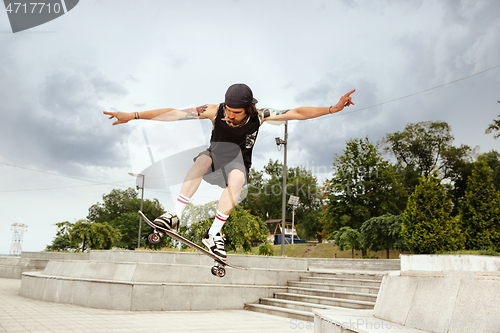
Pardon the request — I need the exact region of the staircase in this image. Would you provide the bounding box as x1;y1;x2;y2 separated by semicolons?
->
245;270;385;321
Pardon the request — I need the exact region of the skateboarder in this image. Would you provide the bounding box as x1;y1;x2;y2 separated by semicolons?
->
104;84;355;259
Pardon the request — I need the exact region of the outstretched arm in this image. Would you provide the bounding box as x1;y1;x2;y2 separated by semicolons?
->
260;89;355;122
103;104;217;125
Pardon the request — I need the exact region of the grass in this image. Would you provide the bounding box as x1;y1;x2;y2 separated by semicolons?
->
436;249;500;256
133;242;405;258
48;244;500;258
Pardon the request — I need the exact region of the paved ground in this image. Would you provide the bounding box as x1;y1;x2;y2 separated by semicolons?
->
0;278;314;333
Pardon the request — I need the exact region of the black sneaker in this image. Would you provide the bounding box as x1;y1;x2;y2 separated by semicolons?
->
153;211;179;232
202;231;227;259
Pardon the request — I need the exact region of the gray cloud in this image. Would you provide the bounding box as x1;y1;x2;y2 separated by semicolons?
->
1;57;130;177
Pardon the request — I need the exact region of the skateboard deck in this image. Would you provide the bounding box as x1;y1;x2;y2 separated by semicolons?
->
139;211;246;277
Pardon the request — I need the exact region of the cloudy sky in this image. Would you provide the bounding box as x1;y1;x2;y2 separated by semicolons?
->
1;0;499;254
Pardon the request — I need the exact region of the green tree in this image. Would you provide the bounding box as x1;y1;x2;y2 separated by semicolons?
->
182;203;267;252
181;201;218;228
179;201;218;249
477;150;500;191
402;173;465;254
383;121;472;194
45;221;73;252
87;188;165;248
69;219;122;252
485;101;500;139
223;205;268;252
323;137;407;236
331;226;364;258
361;214;405;259
242;160;323;242
460;160;500;250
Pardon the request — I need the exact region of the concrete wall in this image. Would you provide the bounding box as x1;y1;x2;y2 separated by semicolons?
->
0;256;48;279
20;272;288;311
402;254;500;272
89;250;399;271
375;256;500;333
89;250;309;270
40;259;308;286
21;252;90;260
1;252;89;279
20;251;312;311
308;258;400;272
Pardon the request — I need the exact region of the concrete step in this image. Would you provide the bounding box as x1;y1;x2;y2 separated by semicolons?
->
300;276;382;288
314;308;432;333
288;281;380;295
260;297;338;312
311;271;385;281
287;287;377;303
244;303;314;322
275;292;375;309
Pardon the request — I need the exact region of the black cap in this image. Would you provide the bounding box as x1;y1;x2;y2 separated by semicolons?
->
225;83;258;108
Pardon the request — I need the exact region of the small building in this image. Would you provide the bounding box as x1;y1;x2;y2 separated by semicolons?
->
265;219;305;245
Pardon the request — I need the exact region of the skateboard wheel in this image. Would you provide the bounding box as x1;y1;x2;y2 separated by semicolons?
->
217;267;226;278
211;266;218;276
148;233;161;244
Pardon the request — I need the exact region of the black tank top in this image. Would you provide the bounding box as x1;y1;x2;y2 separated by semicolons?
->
208;103;260;170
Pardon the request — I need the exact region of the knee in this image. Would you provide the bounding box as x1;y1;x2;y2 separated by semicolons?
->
194;154;212;171
227;170;246;190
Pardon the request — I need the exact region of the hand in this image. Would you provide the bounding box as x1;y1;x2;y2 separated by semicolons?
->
335;89;356;112
103;111;132;125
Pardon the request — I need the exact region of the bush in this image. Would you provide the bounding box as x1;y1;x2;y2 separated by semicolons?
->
402;172;465;254
258;243;274;256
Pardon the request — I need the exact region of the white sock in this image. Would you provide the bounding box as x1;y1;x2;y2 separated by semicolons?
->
174;194;190;219
209;210;229;236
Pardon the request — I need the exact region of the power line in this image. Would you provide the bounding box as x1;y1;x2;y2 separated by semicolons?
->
338;63;500;116
270;63;500;129
0;180;132;193
0;162;113;184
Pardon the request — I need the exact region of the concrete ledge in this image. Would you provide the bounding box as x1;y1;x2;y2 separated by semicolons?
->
40;259;308;285
401;255;500;272
0;257;46;279
21;252;90;260
374;270;500;333
313;307;431;333
89;250;400;272
20;272;287;311
308;258;401;272
89;250;309;270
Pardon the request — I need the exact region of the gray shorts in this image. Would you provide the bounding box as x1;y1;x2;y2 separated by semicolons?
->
194;150;249;189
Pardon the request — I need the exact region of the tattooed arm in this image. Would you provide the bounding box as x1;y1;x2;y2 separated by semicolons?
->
103;104;217;125
259;89;356;123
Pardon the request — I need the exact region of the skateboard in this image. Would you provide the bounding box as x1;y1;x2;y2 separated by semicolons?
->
138;211;246;277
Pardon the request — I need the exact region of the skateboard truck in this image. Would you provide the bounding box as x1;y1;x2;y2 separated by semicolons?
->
211;261;226;277
148;229;163;244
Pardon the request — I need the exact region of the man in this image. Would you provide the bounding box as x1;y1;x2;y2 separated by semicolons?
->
104;84;355;259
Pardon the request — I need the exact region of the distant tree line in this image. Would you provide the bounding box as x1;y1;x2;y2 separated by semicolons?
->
46;112;500;256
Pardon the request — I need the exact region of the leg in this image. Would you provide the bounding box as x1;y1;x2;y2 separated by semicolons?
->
179;154;212;198
218;168;246;215
153;155;212;231
209;169;246;235
203;169;246;259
